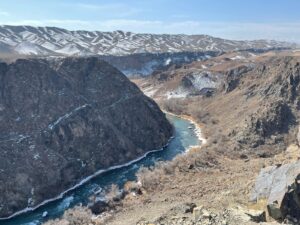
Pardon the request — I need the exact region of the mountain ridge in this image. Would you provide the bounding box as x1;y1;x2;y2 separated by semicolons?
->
0;25;297;57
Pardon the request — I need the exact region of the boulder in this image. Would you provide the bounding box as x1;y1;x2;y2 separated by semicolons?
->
230;207;266;223
89;201;110;215
171;202;197;214
251;161;300;221
193;206;212;221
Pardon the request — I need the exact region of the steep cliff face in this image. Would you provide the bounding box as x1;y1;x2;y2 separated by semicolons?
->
0;57;172;218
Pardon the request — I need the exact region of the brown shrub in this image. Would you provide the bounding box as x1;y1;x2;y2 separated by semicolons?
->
44;206;97;225
136;148;219;192
160;99;187;115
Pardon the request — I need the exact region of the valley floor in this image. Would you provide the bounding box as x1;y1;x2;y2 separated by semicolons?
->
100;112;288;225
104;157;267;225
46;109;296;225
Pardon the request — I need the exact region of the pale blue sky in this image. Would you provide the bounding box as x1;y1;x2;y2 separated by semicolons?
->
0;0;299;42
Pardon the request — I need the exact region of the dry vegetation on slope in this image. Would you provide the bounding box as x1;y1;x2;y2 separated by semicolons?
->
45;53;300;225
136;53;300;158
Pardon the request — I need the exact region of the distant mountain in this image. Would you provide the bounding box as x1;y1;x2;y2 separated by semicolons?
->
0;25;296;56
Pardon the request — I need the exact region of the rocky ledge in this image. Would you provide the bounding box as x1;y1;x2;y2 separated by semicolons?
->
0;57;172;218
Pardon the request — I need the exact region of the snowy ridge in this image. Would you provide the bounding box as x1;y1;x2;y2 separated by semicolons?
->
0;25;295;56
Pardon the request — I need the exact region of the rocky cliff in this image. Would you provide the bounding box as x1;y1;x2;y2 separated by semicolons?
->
0;57;172;218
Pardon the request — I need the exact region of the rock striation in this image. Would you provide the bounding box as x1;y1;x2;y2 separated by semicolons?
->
0;57;172;218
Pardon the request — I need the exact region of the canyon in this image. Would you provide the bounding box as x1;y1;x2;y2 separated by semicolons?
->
0;24;300;225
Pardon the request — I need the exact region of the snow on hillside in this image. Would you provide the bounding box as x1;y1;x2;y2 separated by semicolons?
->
0;25;296;56
167;71;221;99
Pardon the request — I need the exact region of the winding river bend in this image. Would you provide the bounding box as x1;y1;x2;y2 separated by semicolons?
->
2;114;201;225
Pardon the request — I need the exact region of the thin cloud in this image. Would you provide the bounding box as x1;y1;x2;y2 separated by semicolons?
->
76;3;124;10
74;3;141;17
0;11;10;16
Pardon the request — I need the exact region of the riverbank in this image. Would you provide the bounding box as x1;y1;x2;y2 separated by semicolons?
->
3;114;200;225
163;110;207;147
1;115;175;222
42;111;281;225
89;111;277;225
41;112;212;225
0;140;172;221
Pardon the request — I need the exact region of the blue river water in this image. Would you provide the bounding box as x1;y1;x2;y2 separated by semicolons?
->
1;114;200;225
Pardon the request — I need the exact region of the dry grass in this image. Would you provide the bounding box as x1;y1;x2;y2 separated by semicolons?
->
106;184;121;201
136;147;219;192
44;206;99;225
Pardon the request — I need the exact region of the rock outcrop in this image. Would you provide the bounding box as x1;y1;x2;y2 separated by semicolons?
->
231;57;300;150
251;162;300;223
0;57;172;218
223;64;254;93
236;100;295;148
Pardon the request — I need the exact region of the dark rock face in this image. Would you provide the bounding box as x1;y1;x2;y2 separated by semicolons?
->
250;101;295;138
236;101;296;150
89;201;111;215
223;65;254;93
259;58;300;104
230;58;300;150
0;57;172;218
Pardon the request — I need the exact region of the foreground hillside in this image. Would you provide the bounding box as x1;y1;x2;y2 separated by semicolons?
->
0;57;172;218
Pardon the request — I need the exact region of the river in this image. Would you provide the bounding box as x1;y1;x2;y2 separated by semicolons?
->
2;114;201;225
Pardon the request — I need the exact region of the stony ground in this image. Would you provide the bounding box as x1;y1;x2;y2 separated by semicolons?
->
47;143;297;225
100;155;275;225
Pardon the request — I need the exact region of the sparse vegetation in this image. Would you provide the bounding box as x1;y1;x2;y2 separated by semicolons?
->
44;206;100;225
136;148;219;192
106;184;122;202
161;98;188;115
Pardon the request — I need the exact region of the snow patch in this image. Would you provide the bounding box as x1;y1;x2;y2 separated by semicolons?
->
15;42;43;55
164;58;172;66
230;55;245;60
48;104;89;130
